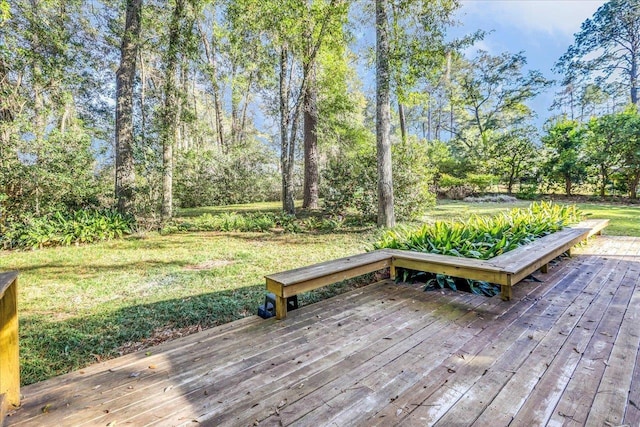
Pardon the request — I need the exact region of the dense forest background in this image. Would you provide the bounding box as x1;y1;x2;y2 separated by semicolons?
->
0;0;638;235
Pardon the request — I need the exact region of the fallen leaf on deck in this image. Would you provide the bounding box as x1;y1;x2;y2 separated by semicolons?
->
41;404;51;413
148;365;157;369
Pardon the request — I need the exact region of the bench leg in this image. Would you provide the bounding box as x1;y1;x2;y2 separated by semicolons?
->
540;263;549;274
501;285;512;301
389;263;396;280
275;295;287;320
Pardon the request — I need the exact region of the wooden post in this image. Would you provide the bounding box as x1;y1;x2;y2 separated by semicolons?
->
0;272;19;415
389;263;396;280
500;285;512;301
275;295;287;320
540;263;549;274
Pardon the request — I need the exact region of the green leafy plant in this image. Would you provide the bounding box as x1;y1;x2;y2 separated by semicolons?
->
1;209;135;250
162;211;351;235
373;201;582;294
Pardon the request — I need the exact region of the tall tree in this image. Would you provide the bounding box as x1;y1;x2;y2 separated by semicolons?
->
585;113;625;196
449;51;551;158
375;0;395;227
489;126;539;194
115;0;142;215
254;0;342;215
302;60;320;209
386;0;465;144
542;119;587;196
160;0;187;222
556;0;640;106
615;106;640;198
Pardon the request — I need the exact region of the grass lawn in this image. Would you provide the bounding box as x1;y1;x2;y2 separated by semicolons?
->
2;199;638;385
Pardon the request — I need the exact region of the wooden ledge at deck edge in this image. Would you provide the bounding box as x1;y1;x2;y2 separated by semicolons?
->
0;271;19;426
265;219;609;319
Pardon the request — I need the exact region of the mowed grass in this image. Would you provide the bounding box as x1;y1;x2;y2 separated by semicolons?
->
428;200;640;236
2;199;638;385
1;229;376;385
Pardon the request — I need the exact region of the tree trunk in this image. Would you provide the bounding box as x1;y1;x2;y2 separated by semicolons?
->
507;164;516;195
629;171;640;199
115;0;142;216
631;51;638;106
161;0;185;222
239;72;253;145
280;46;296;215
302;52;319;210
231;65;241;147
199;24;225;149
564;175;572;196
398;102;407;144
375;0;395;228
600;165;607;197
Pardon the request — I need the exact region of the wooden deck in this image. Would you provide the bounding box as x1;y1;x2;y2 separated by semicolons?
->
5;235;640;426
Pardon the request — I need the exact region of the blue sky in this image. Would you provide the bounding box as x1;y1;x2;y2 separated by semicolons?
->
454;0;607;126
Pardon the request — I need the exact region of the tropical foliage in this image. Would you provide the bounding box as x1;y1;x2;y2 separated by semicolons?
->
1;210;135;250
373;202;582;295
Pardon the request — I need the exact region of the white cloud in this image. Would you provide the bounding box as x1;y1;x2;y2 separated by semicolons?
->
460;0;605;37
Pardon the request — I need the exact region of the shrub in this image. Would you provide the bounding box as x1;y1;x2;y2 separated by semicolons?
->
517;183;540;200
174;145;280;209
1;209;135;250
322;140;436;221
436;174;474;200
466;173;497;194
463;195;519;203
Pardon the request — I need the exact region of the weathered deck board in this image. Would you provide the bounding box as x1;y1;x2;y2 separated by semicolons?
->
402;237;613;426
5;236;640;427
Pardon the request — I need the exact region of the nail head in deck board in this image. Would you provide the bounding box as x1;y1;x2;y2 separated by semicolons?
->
0;272;19;415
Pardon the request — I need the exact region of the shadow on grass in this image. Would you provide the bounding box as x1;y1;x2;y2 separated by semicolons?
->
14;259;193;275
18;273;379;387
19;283;265;385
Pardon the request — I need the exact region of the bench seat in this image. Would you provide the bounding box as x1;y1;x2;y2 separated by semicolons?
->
265;219;609;319
265;251;392;319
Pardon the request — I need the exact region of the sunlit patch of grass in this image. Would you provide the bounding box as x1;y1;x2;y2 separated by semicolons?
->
575;203;640;236
425;199;639;237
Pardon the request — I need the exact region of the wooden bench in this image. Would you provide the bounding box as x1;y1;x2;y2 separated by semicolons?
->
265;219;609;319
0;271;19;422
265;251;392;319
489;219;608;300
